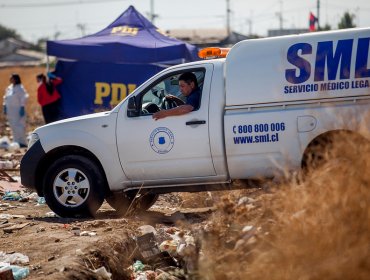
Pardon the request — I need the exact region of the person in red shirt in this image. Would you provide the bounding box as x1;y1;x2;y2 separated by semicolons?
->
36;72;62;124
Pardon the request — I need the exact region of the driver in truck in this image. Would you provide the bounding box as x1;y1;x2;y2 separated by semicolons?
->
152;72;201;120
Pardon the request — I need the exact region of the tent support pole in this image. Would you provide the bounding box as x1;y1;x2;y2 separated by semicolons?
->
46;55;50;73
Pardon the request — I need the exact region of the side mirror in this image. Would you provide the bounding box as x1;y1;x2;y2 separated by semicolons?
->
127;96;139;117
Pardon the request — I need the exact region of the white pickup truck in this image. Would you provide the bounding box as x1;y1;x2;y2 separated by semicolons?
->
21;27;370;217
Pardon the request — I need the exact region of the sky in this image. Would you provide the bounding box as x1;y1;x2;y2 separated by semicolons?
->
0;0;369;43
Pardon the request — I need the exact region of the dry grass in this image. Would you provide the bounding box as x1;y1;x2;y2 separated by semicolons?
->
199;133;370;280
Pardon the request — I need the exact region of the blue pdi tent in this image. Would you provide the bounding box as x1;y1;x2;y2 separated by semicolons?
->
47;5;199;118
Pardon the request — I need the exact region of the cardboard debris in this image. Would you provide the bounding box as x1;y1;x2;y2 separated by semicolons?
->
3;223;30;234
0;170;17;183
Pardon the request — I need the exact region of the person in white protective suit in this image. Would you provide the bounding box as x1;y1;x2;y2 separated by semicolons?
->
3;73;29;147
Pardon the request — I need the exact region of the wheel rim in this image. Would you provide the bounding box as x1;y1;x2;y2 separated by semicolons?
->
52;168;90;207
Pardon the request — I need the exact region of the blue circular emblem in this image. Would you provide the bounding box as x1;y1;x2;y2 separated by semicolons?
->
149;127;175;154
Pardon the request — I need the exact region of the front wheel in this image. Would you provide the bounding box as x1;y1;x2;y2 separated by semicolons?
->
43;155;105;218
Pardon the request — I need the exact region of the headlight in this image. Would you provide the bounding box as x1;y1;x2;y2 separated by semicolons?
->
28;133;39;149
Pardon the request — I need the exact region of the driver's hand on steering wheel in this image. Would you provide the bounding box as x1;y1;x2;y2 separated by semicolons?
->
165;94;177;100
165;94;184;105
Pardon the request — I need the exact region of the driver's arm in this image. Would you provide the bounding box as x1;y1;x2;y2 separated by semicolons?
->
152;104;193;120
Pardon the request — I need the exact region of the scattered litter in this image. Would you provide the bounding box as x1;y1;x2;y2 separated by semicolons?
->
3;223;30;234
238;196;256;206
0;264;29;280
136;232;161;259
242;225;255;233
79;231;97;237
0;160;13;169
0;214;25;220
0;136;11;150
92;266;112;280
0;252;29;265
137;225;157;236
159;240;178;255
36;197;46;206
1;192;21;201
45;211;57;218
0;222;14;229
7;143;20;153
133;260;144;272
26;193;39;202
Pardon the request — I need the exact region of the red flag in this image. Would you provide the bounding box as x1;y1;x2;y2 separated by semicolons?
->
309;12;318;31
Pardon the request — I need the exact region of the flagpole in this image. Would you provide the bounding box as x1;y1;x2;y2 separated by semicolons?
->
317;0;320;30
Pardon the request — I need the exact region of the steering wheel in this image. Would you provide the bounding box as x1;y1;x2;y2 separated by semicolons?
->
141;103;161;114
141;108;150;115
161;96;184;110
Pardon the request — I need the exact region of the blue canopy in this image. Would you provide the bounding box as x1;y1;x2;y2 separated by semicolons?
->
46;6;199;119
47;5;199;64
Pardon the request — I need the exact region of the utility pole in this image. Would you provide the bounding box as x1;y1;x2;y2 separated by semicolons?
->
247;11;253;36
150;0;158;24
317;0;320;30
226;0;231;36
76;23;86;36
276;0;283;30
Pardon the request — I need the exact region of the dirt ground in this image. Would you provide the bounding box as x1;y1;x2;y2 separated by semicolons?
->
1;66;370;279
0;147;266;280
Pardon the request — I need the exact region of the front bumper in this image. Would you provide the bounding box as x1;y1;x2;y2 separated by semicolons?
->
20;140;45;190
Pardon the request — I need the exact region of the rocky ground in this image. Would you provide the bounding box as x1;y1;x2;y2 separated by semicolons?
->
0;144;268;280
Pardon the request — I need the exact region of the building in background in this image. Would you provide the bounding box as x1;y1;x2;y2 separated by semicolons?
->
167;28;256;48
267;28;309;37
0;38;45;67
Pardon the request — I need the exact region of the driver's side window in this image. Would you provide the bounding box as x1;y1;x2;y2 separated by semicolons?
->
139;70;205;116
140;75;179;115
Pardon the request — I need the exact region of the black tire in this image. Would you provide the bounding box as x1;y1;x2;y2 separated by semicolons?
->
106;191;158;216
43;155;105;218
302;131;368;174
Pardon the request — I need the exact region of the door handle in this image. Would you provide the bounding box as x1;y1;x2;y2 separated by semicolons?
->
186;120;206;125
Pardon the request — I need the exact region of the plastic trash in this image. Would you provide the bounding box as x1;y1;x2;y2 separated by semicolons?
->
159;240;178;255
8;142;20;152
92;266;112;280
36;197;46;205
135;272;148;280
45;211;57;218
133;260;144;272
0;136;10;150
0;251;29;265
0;160;13;169
10;265;29;280
80;231;97;236
137;225;157;236
2;191;21;201
26;192;39;202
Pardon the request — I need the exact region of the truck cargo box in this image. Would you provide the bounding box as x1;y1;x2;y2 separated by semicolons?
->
225;28;370;106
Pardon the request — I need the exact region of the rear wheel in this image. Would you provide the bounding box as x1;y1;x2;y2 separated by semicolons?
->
43;155;105;218
302;131;368;174
106;191;158;216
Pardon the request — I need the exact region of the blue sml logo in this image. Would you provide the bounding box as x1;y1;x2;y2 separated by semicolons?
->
149;127;175;154
285;37;370;84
